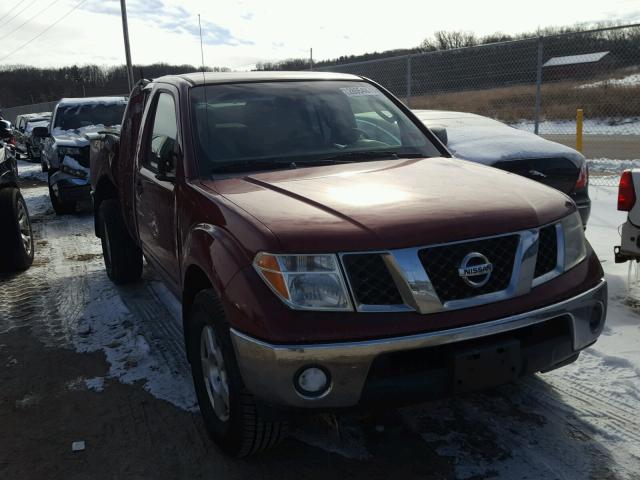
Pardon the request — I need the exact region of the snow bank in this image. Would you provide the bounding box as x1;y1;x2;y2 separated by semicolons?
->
580;73;640;89
17;159;47;183
588;158;640;174
511;118;640;135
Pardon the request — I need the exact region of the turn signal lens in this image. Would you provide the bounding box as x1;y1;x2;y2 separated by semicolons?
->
254;254;289;300
254;253;352;311
618;170;636;211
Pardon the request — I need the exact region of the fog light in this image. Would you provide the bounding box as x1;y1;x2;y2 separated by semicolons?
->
589;304;604;333
295;367;330;397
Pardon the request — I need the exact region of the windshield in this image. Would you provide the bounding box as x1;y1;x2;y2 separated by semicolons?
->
53;102;126;131
190;81;440;175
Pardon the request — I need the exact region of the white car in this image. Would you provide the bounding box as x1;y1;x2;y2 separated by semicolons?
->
614;170;640;262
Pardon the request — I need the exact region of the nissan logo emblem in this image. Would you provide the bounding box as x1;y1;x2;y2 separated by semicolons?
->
458;252;493;288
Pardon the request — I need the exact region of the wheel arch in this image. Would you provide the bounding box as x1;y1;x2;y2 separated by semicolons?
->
181;224;251;350
93;176;118;237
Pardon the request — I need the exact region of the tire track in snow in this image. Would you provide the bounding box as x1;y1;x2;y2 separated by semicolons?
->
523;374;640;447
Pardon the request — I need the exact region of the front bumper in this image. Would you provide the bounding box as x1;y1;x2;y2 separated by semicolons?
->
615;220;640;262
231;279;607;409
49;171;91;203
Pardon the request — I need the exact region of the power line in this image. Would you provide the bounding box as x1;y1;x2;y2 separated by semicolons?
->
0;0;63;42
0;0;89;63
0;0;40;32
0;0;30;20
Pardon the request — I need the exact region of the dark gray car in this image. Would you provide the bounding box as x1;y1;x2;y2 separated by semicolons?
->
411;110;591;226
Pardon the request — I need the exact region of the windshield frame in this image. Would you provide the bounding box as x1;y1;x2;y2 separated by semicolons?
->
188;78;449;178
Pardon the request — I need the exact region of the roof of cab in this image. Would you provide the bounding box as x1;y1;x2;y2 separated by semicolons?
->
155;71;363;86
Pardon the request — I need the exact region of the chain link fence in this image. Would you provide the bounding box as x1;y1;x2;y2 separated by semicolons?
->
316;24;640;187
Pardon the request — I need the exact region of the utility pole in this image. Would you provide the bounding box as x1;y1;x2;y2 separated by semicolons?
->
120;0;134;92
309;48;313;70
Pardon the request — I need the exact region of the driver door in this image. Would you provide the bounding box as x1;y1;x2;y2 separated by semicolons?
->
135;90;181;287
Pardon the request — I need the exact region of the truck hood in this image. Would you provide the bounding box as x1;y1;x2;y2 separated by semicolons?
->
52;125;115;147
205;157;575;252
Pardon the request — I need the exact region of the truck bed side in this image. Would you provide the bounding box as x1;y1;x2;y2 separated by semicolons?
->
90;80;148;240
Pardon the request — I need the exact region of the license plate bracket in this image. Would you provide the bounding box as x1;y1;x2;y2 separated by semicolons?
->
452;339;521;394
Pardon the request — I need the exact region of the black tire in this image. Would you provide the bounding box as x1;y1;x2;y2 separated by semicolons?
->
187;290;287;457
99;199;142;284
48;170;76;215
0;188;34;272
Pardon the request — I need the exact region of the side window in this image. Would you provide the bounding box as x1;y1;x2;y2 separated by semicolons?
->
145;92;178;173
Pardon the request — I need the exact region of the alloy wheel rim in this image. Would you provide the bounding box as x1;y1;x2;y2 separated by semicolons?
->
16;199;32;256
200;325;230;422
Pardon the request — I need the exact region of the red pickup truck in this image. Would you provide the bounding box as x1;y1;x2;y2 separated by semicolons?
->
90;72;607;457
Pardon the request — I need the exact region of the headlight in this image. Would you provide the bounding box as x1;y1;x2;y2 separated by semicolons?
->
59;164;87;178
254;253;352;311
59;147;82;157
562;211;587;270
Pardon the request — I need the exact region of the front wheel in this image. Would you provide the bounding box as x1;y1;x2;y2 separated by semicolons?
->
99;199;142;284
48;171;76;215
0;188;34;272
187;290;287;456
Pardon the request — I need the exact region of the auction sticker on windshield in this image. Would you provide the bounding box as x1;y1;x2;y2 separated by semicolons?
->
340;85;381;97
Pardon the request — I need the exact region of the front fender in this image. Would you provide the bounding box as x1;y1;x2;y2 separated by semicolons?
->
182;223;251;297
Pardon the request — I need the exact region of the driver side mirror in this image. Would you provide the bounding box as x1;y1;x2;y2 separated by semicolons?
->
430;126;448;146
32;126;50;138
155;139;178;183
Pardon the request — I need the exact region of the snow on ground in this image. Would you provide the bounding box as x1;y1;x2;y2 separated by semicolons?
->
512;117;640;135
8;164;640;477
580;73;640;89
16;159;47;183
416;186;640;479
589;158;640;174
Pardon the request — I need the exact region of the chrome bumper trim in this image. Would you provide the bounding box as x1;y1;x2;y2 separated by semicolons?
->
231;279;607;408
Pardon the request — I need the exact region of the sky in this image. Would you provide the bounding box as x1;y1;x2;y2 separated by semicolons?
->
0;0;638;70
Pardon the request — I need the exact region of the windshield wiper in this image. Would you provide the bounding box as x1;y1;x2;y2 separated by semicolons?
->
210;157;355;174
209;151;427;174
318;151;426;162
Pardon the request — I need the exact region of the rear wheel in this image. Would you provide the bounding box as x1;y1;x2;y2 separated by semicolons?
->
48;170;76;215
0;188;34;272
99;199;142;284
187;290;288;456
